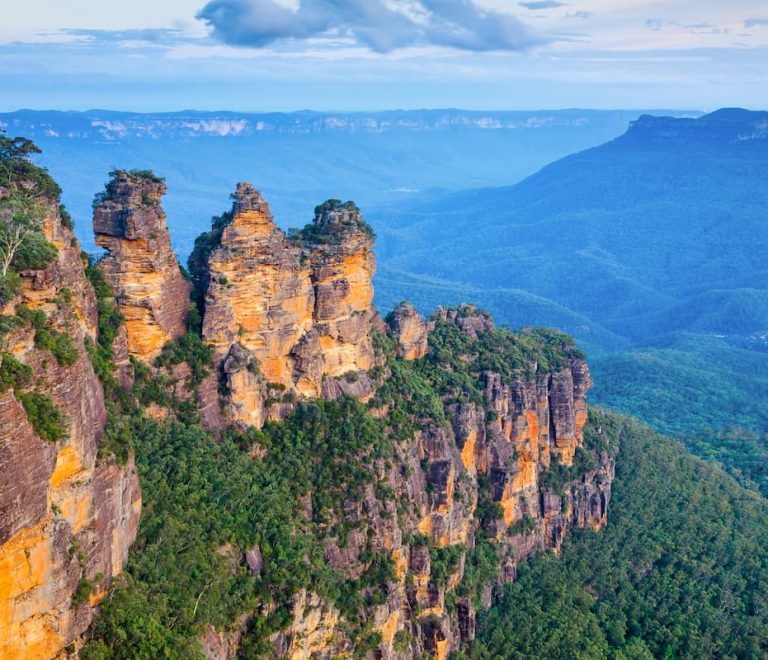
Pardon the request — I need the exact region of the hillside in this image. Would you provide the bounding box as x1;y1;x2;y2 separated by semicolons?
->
1;108;691;256
471;410;768;658
370;109;768;443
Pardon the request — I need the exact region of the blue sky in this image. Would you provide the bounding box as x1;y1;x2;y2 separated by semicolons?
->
0;0;766;111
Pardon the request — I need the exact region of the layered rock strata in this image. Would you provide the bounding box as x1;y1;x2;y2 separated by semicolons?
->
200;185;378;427
93;171;190;362
0;200;140;659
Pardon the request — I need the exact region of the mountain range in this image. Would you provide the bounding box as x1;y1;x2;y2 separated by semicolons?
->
371;108;768;437
1;108;695;256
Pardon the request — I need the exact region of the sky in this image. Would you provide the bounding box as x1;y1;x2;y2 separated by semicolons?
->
0;0;766;111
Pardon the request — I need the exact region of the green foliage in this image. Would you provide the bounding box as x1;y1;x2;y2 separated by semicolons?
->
471;410;768;658
409;314;583;407
475;483;503;530
456;541;500;607
6;230;57;271
84;262;124;392
18;391;66;442
98;415;135;467
0;352;32;391
154;332;213;387
0;133;59;297
591;334;768;436
430;545;464;588
187;211;233;304
509;513;538;536
17;305;79;367
59;204;74;230
83;396;398;656
0;272;21;304
71;578;93;609
0;133;60;198
370;330;446;439
685;426;768;497
92;169;165;208
290;198;376;247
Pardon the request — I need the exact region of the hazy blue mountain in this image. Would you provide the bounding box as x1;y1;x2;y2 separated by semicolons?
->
370;109;768;435
1;108;693;256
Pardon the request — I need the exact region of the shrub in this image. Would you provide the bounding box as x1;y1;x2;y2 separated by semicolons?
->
71;578;93;609
0;352;32;392
17;305;79;367
18;391;66;441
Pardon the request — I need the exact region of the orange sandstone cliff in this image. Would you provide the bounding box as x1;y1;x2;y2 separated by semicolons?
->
93;171;190;362
0;195;140;659
0;167;613;659
195;185;378;427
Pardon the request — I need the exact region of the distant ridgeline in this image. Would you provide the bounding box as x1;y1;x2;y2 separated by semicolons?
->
1;150;615;658
371;108;768;448
0;107;696;260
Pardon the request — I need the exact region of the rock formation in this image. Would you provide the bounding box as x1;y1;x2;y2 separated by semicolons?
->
198;185;378;427
0;163;615;659
387;301;429;360
213;305;612;659
0;197;140;659
93;170;190;362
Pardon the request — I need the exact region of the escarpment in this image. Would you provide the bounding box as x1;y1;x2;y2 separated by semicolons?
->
0;167;140;659
183;305;614;659
93;170;190;362
2;152;616;660
193;185;378;427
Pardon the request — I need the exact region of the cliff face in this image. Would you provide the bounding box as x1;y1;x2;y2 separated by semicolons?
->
93;171;190;362
200;186;377;427
272;306;613;658
0;199;140;659
184;189;613;657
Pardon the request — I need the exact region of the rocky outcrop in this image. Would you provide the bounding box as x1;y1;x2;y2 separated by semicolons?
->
388;301;429;361
262;306;613;659
199;186;378;426
0;200;140;659
93;170;190;362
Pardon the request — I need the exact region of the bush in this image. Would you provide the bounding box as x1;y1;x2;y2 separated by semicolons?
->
155;333;213;386
18;391;66;441
0;352;32;391
17;305;79;367
71;578;93;609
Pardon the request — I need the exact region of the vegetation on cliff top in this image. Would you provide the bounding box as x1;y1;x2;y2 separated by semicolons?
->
81;302;591;657
0;133;60;302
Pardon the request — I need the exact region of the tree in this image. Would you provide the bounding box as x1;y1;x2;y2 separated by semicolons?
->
0;134;56;284
0;171;47;276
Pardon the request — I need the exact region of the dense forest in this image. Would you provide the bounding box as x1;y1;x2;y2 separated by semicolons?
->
469;410;768;658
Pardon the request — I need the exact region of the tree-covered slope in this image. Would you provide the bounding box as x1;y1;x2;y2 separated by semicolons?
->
371;109;768;465
470;409;768;659
373;109;768;341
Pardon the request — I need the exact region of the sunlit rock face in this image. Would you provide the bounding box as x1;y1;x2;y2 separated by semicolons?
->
388;301;429;361
200;186;378;427
93;171;190;363
0;200;140;660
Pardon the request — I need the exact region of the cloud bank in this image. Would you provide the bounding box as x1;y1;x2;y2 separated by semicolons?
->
196;0;540;53
519;1;565;10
